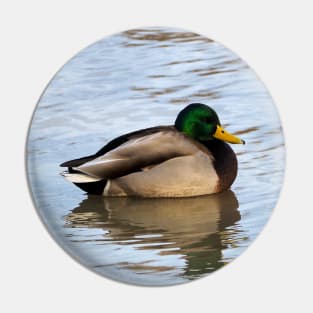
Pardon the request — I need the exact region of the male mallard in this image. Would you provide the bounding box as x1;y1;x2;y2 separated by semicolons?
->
60;103;245;197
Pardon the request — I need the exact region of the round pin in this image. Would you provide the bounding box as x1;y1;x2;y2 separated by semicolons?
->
26;27;285;286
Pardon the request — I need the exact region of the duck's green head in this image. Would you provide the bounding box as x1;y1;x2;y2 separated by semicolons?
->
174;103;245;144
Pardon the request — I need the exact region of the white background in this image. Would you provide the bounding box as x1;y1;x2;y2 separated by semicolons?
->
1;1;312;312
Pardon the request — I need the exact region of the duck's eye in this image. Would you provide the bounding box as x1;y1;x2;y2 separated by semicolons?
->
203;117;212;123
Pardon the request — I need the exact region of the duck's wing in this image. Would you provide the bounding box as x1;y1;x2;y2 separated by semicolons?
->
60;126;170;168
62;126;204;180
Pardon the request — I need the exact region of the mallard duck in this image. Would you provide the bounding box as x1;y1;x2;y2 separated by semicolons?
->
60;103;245;197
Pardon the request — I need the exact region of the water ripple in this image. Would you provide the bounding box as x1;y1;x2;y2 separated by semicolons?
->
27;27;285;286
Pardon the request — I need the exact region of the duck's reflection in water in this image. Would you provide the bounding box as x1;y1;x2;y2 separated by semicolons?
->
65;190;241;280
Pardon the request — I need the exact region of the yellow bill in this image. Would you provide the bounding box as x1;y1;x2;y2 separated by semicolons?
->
213;125;245;144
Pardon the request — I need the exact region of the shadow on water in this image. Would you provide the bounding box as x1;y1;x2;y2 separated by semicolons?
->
64;190;241;282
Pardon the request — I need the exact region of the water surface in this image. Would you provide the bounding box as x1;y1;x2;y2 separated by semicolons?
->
27;27;285;286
